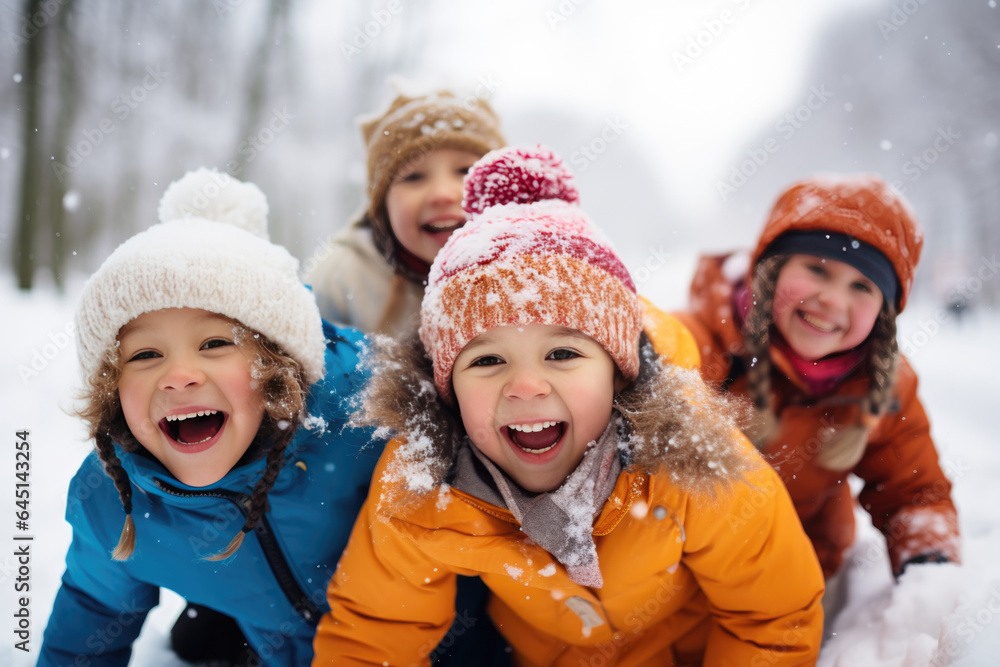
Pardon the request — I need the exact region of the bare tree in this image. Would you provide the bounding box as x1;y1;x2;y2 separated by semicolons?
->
48;0;78;290
13;0;46;290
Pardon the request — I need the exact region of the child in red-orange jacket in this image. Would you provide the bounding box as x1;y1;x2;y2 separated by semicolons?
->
675;175;960;582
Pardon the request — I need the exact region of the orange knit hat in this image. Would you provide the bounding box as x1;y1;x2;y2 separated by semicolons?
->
420;146;643;401
750;174;923;311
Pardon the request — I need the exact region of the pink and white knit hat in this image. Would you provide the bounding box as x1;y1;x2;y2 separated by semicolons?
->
419;145;643;401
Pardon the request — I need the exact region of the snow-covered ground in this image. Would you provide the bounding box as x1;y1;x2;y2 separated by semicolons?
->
2;273;998;666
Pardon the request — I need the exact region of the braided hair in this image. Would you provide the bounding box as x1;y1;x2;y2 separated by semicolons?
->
77;323;308;561
743;255;900;470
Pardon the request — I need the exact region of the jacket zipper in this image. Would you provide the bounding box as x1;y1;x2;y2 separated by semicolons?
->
153;478;323;623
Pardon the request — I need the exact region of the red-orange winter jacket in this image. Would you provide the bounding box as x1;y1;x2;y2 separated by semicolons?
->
313;307;824;666
674;254;960;578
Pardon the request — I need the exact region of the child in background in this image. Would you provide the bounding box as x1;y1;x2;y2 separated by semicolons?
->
304;86;506;337
39;169;383;666
673;175;960;588
312;147;825;666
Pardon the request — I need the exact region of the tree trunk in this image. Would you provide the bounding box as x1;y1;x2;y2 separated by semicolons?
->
13;0;46;291
49;0;77;291
229;0;287;177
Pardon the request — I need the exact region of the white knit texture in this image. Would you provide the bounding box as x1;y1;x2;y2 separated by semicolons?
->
157;168;269;239
77;170;325;385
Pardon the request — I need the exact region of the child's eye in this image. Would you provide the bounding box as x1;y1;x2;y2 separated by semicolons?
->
807;264;828;277
397;171;424;183
852;282;873;294
457;166;471;176
202;338;233;350
548;348;581;361
469;355;503;367
127;350;159;362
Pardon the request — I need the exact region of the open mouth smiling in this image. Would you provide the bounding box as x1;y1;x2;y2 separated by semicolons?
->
798;310;839;333
505;421;566;454
421;219;465;235
158;410;226;446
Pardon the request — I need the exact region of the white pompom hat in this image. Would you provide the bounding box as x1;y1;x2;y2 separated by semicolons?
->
76;168;326;385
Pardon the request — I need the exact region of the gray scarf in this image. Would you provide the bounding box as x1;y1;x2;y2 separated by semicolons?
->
451;419;623;587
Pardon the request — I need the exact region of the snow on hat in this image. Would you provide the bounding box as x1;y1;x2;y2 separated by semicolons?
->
419;145;643;401
76;168;326;385
360;90;506;273
751;174;923;311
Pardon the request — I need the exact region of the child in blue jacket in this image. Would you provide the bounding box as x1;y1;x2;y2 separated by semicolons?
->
39;169;384;666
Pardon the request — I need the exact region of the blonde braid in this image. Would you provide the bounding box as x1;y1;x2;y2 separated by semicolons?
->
741;256;786;447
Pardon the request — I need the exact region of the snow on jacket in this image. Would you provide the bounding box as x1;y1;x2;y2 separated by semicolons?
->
674;254;960;578
39;323;384;667
313;306;825;666
303;216;424;337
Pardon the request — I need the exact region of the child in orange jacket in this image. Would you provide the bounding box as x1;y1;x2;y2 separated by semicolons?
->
312;147;825;666
674;175;960;582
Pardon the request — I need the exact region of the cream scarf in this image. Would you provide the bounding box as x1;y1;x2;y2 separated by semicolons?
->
451;419;623;588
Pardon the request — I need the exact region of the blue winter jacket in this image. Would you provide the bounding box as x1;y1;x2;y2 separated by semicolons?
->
39;324;384;666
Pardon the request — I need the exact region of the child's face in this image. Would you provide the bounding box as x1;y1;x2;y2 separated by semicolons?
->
451;324;620;493
773;254;884;360
117;308;265;487
385;148;481;264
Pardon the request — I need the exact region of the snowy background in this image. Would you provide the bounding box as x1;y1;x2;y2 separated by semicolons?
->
2;0;999;665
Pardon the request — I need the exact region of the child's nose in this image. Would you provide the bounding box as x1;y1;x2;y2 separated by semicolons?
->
158;356;206;391
428;173;462;204
503;366;551;400
816;285;847;310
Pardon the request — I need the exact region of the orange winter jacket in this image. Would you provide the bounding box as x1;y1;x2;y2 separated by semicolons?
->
313;305;824;666
674;254;960;578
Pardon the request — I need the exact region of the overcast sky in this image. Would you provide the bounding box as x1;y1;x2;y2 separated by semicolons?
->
301;0;876;218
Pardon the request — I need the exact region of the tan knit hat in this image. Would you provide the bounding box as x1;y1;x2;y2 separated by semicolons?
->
76;168;326;386
360;91;506;267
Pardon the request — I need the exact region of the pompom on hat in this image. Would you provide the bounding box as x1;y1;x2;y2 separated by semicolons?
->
420;145;643;401
76;168;326;385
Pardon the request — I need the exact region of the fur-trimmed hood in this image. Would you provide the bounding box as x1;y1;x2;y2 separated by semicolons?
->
351;320;757;510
